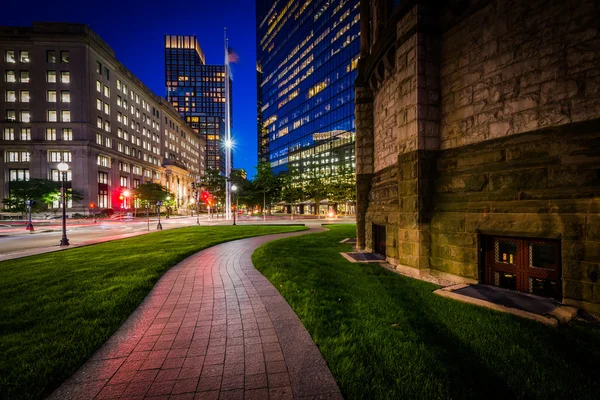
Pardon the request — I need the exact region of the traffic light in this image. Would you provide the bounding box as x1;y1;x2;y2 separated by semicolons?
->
119;194;124;201
89;203;95;209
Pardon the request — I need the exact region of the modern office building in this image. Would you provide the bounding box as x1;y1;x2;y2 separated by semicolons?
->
164;35;232;175
256;0;360;213
0;23;205;215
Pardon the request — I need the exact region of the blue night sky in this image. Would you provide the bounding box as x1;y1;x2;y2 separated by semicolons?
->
2;0;259;177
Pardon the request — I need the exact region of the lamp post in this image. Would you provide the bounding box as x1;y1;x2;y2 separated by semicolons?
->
166;196;171;219
195;191;200;225
156;200;163;230
231;184;237;226
57;161;70;246
25;199;35;231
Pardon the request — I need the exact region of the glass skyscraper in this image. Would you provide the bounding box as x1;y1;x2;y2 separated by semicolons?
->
256;0;360;178
165;35;232;174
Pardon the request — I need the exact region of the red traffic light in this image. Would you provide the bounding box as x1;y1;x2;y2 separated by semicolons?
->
89;203;95;209
119;195;124;200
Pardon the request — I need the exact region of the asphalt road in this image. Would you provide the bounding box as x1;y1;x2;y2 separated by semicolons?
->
0;215;355;261
0;217;202;259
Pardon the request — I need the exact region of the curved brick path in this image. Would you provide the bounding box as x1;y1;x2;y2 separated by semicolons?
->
49;226;342;400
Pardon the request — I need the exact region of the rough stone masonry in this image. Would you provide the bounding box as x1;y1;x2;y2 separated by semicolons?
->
356;0;600;313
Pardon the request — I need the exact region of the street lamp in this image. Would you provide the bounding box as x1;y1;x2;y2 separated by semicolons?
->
25;199;35;231
231;184;238;226
156;200;163;230
57;161;70;246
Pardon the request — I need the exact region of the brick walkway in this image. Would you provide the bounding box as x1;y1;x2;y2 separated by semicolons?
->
49;227;342;400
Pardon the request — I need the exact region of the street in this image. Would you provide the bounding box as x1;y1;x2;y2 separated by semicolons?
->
0;215;355;261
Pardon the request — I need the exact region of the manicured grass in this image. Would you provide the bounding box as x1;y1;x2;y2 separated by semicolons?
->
252;225;600;400
0;225;305;400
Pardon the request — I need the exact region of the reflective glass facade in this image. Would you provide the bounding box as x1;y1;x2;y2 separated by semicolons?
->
256;0;360;177
165;35;231;174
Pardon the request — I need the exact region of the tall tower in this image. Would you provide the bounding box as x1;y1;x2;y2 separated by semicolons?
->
256;0;360;180
165;34;232;175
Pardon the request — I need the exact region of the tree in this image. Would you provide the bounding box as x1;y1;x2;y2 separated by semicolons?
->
280;167;303;219
328;165;356;215
2;179;82;214
132;183;171;216
254;161;281;214
304;169;328;218
200;169;226;214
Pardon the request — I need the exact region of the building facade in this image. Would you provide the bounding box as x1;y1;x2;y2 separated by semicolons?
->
256;0;360;212
0;23;205;215
165;35;232;175
356;0;600;312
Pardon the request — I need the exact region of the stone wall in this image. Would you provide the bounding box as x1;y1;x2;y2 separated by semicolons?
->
356;0;600;312
440;0;600;149
431;121;600;311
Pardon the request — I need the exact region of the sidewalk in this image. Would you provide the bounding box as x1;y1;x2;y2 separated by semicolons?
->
49;226;341;399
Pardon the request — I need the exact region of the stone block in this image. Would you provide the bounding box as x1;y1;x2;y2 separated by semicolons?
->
430;213;465;233
431;232;477;247
547;166;599;189
488;168;547;191
435;174;488;193
587;216;600;240
540;80;579;105
488;121;511;139
563;279;594;302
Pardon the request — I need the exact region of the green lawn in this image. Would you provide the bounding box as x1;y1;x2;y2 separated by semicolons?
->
0;225;305;400
252;224;600;400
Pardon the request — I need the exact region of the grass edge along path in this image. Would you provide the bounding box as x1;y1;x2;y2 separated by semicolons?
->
252;224;600;400
0;224;306;400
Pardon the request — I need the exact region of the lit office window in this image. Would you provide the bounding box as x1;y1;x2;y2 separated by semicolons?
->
97;154;110;167
20;90;30;102
20;51;29;63
6;90;16;102
104;103;110;115
7;151;30;162
61;71;70;83
46;128;57;140
104;86;110;97
47;90;57;102
47;71;56;83
49;150;71;162
3;128;15;140
9;169;29;181
20;111;30;123
5;50;16;63
96;80;101;92
20;128;31;140
105;137;112;148
104;121;111;132
51;169;72;182
97;117;102;128
62;128;73;141
96;133;102;144
6;70;16;82
61;91;70;103
96;61;102;74
20;71;29;83
6;110;16;121
61;110;71;122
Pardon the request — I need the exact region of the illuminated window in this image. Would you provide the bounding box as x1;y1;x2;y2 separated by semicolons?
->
20;111;30;123
47;71;56;83
4;128;15;140
62;128;73;141
21;90;30;102
61;71;70;83
5;50;16;63
6;90;16;102
47;110;57;122
61;110;71;122
61;91;70;103
20;71;30;82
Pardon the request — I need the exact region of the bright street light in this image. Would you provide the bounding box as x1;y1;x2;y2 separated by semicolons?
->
57;161;70;246
225;138;233;149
